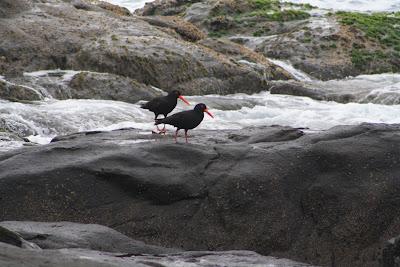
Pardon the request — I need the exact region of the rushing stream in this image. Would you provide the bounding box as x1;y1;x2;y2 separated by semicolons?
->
1;0;400;151
1;69;400;152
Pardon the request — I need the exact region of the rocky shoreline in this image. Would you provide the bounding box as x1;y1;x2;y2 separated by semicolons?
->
1;0;400;105
0;221;318;267
1;0;400;266
0;124;400;266
137;0;400;80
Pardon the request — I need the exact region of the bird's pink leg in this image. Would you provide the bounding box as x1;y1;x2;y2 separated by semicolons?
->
158;115;167;134
185;130;188;143
161;124;166;134
153;114;162;134
175;129;179;143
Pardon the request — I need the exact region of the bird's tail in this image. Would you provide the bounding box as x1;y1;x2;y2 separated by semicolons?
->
140;103;149;110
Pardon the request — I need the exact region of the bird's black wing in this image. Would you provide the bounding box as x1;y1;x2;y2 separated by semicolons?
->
141;96;167;111
155;110;191;127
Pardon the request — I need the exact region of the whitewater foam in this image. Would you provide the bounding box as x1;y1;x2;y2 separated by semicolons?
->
102;0;152;11
23;69;81;83
285;0;400;12
268;59;313;81
2;91;400;151
102;0;400;12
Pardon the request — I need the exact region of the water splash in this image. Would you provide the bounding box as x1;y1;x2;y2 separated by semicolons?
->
1;91;400;150
101;0;152;11
268;59;313;81
286;0;400;12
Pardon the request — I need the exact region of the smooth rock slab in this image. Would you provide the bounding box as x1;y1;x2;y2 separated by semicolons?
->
0;124;399;266
0;221;317;267
0;221;174;254
0;243;317;267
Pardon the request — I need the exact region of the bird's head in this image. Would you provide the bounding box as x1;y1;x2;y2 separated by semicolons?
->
169;90;190;105
194;103;214;118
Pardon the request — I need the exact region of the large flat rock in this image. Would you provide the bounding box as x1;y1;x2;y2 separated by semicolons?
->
0;221;317;267
0;221;174;254
0;124;399;266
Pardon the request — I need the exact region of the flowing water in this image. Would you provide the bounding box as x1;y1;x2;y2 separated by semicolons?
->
1;71;400;151
1;0;400;151
102;0;400;12
103;0;153;11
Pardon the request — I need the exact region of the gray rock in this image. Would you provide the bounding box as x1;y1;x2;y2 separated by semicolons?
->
0;79;43;102
0;124;399;266
198;38;293;80
382;235;400;267
0;226;39;250
5;70;162;103
0;242;317;267
137;0;201;16
0;220;316;266
138;0;400;79
0;221;174;254
0;0;31;18
269;74;400;105
140;16;206;42
0;0;288;95
68;72;162;103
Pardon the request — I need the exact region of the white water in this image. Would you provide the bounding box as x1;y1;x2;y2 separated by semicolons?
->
102;0;152;11
268;59;313;81
287;0;400;12
1;90;400;150
1;0;399;151
102;0;400;12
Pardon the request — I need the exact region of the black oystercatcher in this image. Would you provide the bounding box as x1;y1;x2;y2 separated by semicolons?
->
141;90;190;133
155;103;214;143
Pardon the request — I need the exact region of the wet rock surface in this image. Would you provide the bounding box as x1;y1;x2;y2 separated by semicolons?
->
0;79;43;102
0;0;289;95
0;243;317;267
0;221;174;254
136;0;400;80
269;73;400;104
0;123;399;266
0;221;317;267
67;72;162;103
4;70;162;103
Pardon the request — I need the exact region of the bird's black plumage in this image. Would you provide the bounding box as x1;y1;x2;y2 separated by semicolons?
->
155;103;213;142
140;90;188;119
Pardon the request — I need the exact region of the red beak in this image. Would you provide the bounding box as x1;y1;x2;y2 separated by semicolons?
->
178;95;190;105
204;108;214;118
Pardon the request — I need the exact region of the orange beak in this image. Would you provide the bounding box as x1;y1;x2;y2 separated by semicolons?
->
178;95;190;105
204;108;214;118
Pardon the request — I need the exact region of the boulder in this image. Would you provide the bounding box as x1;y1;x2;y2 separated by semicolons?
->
0;0;288;95
0;221;174;254
0;79;43;102
0;124;399;266
68;72;162;103
4;70;162;103
0;241;316;267
0;226;39;249
198;38;293;80
136;0;400;79
140;16;206;42
269;74;400;105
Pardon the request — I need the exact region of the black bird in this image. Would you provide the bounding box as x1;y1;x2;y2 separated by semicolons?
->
155;103;214;143
141;90;190;133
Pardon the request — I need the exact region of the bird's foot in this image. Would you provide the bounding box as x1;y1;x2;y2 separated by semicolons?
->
152;129;167;135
